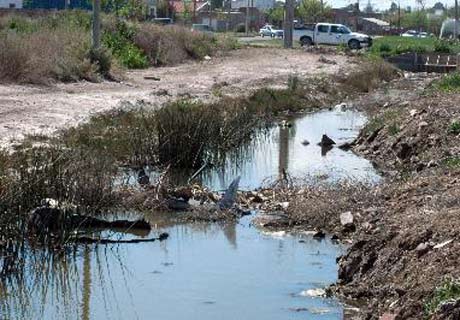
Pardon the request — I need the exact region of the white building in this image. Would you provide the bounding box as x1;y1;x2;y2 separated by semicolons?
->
0;0;22;8
232;0;274;11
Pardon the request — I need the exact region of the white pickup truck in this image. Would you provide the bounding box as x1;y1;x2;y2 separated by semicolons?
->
294;23;373;49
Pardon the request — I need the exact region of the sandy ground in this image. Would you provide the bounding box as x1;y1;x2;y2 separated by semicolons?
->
0;47;350;147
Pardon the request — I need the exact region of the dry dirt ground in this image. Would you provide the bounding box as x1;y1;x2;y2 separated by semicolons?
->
0;47;350;147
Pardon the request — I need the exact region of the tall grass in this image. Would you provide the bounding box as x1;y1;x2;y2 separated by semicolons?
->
369;36;460;58
0;29;99;84
339;58;400;93
0;11;238;83
0;12;112;84
434;72;460;93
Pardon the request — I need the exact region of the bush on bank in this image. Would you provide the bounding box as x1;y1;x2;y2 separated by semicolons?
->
0;11;238;84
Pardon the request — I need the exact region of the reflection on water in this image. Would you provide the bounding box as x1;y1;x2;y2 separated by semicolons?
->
0;217;345;320
199;108;380;190
118;108;380;191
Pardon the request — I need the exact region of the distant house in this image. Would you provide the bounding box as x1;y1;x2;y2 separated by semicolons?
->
0;0;22;8
331;7;389;34
168;0;207;15
231;0;274;11
359;17;390;35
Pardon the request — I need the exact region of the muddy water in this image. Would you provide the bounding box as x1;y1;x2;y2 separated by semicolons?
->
1;107;378;320
1;217;345;320
199;107;380;190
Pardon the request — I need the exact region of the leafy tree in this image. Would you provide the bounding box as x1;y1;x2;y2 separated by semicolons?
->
415;0;427;10
117;0;148;20
265;7;284;27
389;2;398;12
297;0;331;23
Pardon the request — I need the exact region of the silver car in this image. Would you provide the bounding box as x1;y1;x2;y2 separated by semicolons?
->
259;25;284;38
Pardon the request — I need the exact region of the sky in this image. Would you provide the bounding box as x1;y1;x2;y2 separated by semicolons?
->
328;0;457;11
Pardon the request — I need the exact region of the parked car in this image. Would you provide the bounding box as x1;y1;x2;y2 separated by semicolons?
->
401;30;420;37
152;18;173;25
191;24;212;34
295;23;372;49
419;32;429;38
259;25;284;38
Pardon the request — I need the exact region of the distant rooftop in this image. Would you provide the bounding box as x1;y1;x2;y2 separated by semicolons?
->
361;17;390;27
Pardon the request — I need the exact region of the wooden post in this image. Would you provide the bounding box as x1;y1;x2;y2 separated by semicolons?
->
92;0;101;50
455;0;459;40
283;0;294;48
226;0;231;32
456;53;460;71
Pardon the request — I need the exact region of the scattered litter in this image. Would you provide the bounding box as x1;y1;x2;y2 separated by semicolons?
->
300;288;326;297
433;239;453;249
144;76;161;81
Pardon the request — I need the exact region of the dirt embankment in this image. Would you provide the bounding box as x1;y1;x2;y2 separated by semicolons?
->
264;73;460;319
337;76;460;320
0;47;350;148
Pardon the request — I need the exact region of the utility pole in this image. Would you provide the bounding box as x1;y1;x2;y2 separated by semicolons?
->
92;0;101;50
209;0;213;31
245;0;250;35
226;0;231;32
455;0;459;40
283;0;294;48
398;0;401;31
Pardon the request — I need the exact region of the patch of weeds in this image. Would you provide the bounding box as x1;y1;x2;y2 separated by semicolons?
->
364;109;401;136
448;121;460;135
388;122;400;136
364;116;384;135
434;73;460;93
340;58;399;92
424;278;460;316
336;43;349;54
211;87;223;97
443;157;460;169
287;75;299;91
434;40;452;53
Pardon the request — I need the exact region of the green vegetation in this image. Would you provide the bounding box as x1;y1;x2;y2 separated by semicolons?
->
449;121;460;134
0;11;238;83
433;73;460;93
444;156;460;169
364;109;402;136
57;77;335;169
369;36;460;58
424;278;460;315
0;59;397;278
297;0;332;24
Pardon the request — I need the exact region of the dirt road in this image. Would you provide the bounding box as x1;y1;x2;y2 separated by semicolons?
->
0;47;350;147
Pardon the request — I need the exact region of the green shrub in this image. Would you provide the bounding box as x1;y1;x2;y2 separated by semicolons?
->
378;43;392;53
434;40;451;53
425;278;460;315
435;73;460;93
89;46;113;76
444;156;460;168
448;121;460;134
